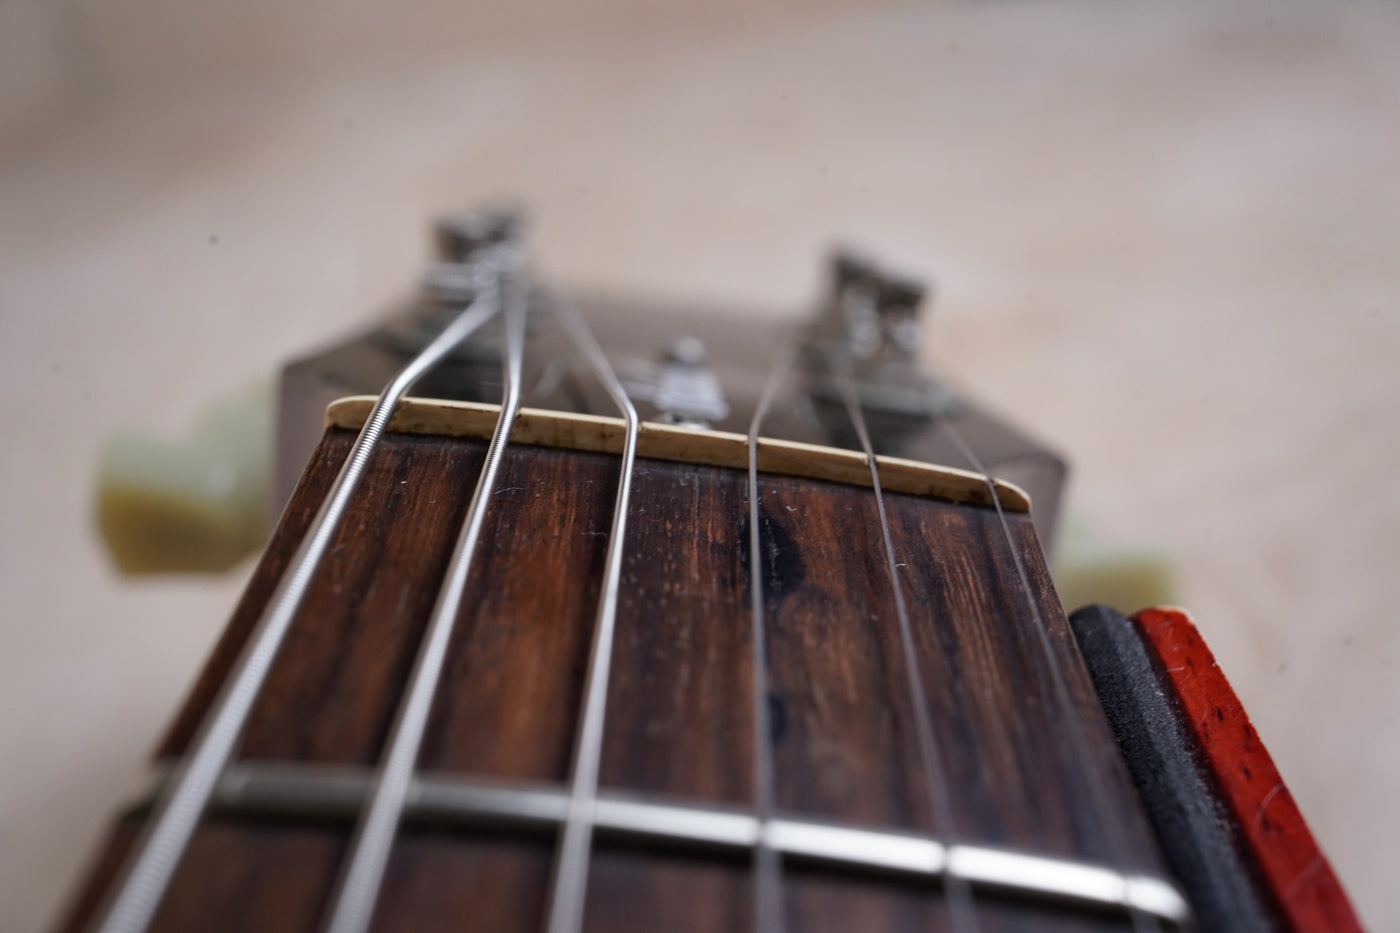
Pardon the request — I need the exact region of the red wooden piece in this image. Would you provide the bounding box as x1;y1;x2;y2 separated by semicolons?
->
1132;607;1364;933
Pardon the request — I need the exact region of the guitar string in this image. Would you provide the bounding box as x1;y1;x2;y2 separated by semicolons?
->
99;267;1165;931
931;416;1161;933
322;266;527;933
745;327;800;933
543;291;641;933
834;360;981;933
90;275;503;933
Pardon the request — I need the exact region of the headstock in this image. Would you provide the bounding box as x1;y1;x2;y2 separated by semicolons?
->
276;207;1066;544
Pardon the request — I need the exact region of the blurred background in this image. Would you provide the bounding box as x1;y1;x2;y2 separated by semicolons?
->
2;0;1397;929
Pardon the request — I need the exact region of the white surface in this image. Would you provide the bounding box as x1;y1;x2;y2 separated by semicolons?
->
2;1;1397;930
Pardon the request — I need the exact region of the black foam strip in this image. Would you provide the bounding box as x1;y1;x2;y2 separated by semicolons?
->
1068;603;1282;933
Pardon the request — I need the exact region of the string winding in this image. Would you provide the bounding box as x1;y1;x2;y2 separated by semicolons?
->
323;268;526;933
92;271;503;933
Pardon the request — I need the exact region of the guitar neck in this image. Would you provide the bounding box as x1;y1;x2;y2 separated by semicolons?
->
63;422;1180;933
63;211;1186;933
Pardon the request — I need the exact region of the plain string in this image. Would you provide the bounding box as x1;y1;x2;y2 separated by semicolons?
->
746;327;801;933
834;361;982;933
543;291;641;933
932;415;1161;933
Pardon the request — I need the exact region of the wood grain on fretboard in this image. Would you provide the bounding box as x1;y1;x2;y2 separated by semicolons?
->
60;427;1167;933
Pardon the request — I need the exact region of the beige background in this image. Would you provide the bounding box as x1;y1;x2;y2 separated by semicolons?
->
2;0;1397;930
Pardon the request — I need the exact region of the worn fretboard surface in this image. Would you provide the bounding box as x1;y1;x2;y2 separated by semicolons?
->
61;428;1169;933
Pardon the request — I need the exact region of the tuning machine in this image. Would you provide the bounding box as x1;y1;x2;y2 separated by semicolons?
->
803;248;961;419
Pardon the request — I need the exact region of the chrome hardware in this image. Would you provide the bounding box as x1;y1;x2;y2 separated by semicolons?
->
382;207;529;363
620;337;731;428
824;249;927;366
424;206;526;303
435;205;524;264
805;249;961;418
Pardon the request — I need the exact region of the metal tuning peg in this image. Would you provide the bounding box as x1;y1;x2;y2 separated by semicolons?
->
435;205;524;262
818;249;925;366
424;206;526;303
804;249;958;418
376;206;530;367
619;337;731;429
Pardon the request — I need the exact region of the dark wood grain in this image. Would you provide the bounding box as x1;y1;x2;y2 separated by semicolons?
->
582;846;751;933
599;460;754;805
60;427;1165;933
756;476;933;830
372;831;553;933
415;444;617;781
885;495;1162;867
235;434;484;765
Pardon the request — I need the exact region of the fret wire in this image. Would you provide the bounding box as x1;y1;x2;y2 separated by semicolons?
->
128;761;1191;924
835;367;982;933
543;292;641;933
89;283;502;933
746;327;799;933
322;268;526;933
932;417;1165;933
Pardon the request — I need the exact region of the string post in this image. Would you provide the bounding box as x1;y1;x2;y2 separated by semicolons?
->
435;205;525;264
804;249;957;420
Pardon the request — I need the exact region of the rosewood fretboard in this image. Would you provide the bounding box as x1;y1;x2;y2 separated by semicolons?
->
61;424;1177;933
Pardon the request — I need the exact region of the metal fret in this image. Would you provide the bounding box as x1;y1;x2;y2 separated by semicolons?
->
836;370;982;933
543;291;641;933
323;265;528;933
131;761;1192;926
90;280;503;933
746;328;798;933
